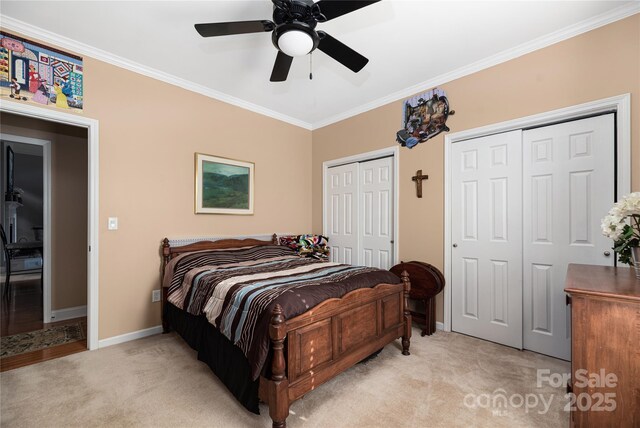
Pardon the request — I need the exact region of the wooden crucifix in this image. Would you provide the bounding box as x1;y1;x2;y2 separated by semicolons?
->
412;170;429;198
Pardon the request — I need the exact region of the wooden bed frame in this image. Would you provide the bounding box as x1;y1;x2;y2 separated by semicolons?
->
161;234;411;428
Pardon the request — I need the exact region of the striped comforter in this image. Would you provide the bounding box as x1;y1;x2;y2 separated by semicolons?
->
164;245;400;379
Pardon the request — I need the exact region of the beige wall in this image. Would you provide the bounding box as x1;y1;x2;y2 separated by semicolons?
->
311;15;640;323
3;35;312;339
83;61;312;339
0;113;88;310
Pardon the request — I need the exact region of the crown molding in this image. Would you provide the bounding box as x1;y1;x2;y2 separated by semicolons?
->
0;15;313;130
2;3;637;132
312;3;640;129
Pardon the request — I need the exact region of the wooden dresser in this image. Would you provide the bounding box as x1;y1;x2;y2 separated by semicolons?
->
564;264;640;427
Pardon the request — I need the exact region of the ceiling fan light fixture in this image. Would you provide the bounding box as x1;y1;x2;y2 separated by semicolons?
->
278;30;314;57
272;21;319;58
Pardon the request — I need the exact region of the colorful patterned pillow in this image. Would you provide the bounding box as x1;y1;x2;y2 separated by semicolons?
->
297;234;329;260
278;235;299;251
279;234;330;260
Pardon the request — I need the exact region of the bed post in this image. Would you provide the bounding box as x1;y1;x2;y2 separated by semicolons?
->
161;238;171;334
271;233;278;244
268;304;289;428
401;270;411;355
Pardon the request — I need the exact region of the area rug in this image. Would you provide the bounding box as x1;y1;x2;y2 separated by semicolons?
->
0;322;85;358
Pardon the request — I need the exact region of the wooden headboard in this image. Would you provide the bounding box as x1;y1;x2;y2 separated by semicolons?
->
161;233;278;272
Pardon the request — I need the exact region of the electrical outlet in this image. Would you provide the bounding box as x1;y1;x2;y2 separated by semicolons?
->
152;289;161;303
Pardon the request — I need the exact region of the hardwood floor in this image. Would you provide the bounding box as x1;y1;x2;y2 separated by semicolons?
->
1;275;44;337
1;275;87;371
0;340;87;372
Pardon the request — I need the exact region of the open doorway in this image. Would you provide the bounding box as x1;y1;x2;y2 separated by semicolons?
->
0;112;88;370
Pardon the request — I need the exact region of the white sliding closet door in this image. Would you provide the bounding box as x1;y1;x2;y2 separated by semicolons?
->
360;157;394;269
451;130;523;349
325;163;359;264
522;114;615;360
450;114;615;359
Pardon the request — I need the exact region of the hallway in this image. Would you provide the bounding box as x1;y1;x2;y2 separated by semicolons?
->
1;274;86;371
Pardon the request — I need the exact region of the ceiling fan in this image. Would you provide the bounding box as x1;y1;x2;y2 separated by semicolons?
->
195;0;380;82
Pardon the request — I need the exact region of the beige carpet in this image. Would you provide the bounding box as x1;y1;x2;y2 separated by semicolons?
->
0;328;569;427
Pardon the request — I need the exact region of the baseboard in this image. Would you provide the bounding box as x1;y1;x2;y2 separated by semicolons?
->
51;305;87;322
98;325;163;348
98;320;438;348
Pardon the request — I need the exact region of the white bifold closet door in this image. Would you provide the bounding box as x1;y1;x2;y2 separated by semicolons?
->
451;114;615;360
325;157;394;269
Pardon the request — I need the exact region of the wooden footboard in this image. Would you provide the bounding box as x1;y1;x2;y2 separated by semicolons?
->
260;272;412;428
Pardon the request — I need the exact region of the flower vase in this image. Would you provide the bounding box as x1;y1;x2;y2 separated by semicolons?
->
632;247;640;280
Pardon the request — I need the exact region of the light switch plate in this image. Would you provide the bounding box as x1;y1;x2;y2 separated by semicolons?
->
108;217;118;230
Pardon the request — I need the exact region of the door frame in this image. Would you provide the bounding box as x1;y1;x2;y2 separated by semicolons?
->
0;134;52;323
322;146;400;266
443;93;631;332
0;101;100;350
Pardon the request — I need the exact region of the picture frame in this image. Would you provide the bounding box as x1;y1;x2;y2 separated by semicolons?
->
1;31;84;110
195;153;254;215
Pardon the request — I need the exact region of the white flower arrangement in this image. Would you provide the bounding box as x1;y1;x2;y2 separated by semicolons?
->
601;192;640;265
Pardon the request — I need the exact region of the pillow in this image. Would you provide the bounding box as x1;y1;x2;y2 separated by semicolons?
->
278;235;299;251
279;234;330;260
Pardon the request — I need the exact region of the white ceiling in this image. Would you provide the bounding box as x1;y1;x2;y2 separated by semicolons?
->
1;1;637;129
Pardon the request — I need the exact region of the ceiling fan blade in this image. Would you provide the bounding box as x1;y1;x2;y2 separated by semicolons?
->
195;20;274;37
314;0;380;21
270;51;294;82
317;31;368;73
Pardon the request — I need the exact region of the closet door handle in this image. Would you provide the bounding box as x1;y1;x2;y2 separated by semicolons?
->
453;243;458;248
604;251;611;257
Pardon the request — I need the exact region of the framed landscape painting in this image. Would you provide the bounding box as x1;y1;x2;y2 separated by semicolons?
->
195;153;254;215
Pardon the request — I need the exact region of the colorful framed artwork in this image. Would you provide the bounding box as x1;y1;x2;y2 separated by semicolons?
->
195;153;254;215
396;88;455;149
0;31;84;111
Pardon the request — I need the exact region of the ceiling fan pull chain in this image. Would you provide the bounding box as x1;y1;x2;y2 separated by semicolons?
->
309;53;313;80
